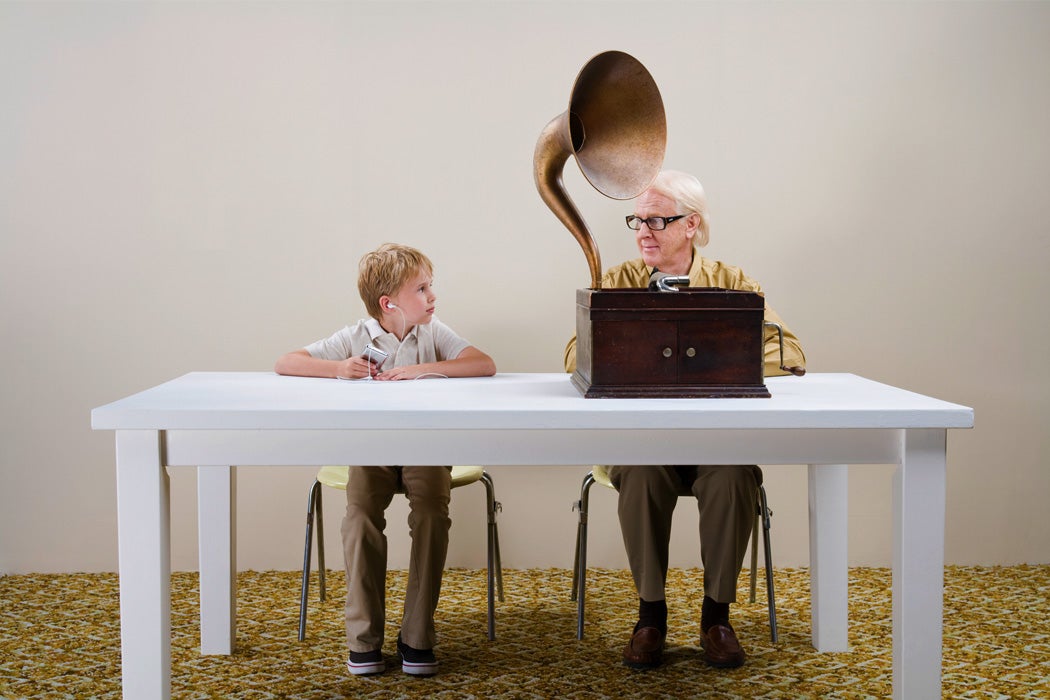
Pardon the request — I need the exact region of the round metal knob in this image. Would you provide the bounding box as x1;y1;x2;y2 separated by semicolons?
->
686;347;696;358
662;347;673;358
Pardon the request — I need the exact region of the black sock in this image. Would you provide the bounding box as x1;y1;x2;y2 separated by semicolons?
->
637;598;667;635
701;596;729;633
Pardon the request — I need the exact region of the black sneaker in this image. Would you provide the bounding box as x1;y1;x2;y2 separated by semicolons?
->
347;649;385;676
397;634;439;677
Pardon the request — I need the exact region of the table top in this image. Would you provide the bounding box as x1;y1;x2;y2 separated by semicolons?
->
91;372;974;432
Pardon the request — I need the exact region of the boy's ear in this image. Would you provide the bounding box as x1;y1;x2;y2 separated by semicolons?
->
378;295;395;312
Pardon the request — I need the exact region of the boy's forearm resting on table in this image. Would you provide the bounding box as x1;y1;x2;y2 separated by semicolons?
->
379;346;495;380
273;347;495;381
274;349;372;380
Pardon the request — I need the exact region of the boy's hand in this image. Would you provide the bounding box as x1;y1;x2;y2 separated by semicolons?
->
336;356;382;380
375;364;434;381
374;365;417;381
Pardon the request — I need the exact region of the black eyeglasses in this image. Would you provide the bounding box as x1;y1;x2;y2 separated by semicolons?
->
625;214;687;231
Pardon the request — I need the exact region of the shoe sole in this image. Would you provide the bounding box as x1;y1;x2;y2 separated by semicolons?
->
347;660;385;676
400;657;439;677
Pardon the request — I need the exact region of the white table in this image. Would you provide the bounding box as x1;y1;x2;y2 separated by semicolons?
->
91;372;973;699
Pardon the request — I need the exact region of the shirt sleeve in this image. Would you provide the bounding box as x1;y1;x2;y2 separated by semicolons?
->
428;318;472;361
761;305;806;376
564;336;578;374
304;326;358;361
729;272;806;377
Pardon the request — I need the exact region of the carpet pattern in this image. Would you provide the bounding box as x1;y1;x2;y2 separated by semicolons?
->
2;566;1049;698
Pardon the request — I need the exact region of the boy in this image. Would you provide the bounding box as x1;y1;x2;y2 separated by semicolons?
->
275;243;496;677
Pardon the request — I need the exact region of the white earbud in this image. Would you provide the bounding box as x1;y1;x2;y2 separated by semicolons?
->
387;302;398;310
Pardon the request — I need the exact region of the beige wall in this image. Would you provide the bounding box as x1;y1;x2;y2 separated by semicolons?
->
1;1;1047;575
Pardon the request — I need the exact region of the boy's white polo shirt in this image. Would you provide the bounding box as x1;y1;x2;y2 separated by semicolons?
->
304;316;471;369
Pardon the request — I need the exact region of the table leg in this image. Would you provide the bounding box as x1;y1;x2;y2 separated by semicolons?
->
807;463;849;651
893;429;946;699
198;465;237;655
116;430;171;700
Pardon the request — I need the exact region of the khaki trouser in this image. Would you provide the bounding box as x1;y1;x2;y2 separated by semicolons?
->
607;465;760;604
341;465;452;652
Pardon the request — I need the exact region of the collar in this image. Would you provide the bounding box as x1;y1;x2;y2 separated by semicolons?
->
648;249;700;279
365;317;391;340
365;316;418;342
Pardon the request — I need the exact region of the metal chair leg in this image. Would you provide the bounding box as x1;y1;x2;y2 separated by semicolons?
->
316;482;325;603
570;509;582;603
481;471;503;641
485;475;505;604
749;508;759;604
298;479;322;641
493;523;504;602
570;472;594;603
573;472;595;640
759;484;778;643
570;521;581;602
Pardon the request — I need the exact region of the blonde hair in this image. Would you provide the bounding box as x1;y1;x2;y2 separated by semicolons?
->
357;243;434;320
648;170;711;248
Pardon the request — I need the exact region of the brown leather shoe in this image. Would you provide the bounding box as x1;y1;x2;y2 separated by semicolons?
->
622;626;665;669
700;624;746;668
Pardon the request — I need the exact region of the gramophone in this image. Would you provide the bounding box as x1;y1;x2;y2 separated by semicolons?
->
535;51;796;398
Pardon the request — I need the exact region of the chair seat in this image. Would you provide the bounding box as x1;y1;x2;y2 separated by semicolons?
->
316;465;486;490
591;464;689;495
591;464;613;488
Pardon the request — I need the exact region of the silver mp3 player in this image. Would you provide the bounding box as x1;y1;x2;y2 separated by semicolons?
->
362;343;389;368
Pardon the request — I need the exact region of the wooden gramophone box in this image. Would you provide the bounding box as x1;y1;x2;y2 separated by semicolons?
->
572;287;769;398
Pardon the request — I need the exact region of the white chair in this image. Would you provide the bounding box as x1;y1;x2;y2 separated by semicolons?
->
299;465;504;641
571;464;777;642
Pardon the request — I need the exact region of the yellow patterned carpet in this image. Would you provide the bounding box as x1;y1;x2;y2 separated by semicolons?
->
2;566;1049;698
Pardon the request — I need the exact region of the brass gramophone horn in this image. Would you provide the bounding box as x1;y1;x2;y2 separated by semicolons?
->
533;51;666;289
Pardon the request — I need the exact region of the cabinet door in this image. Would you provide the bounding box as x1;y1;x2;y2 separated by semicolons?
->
677;316;764;385
591;320;678;385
